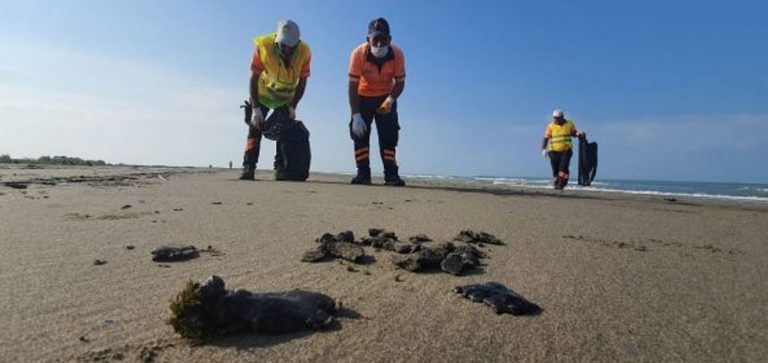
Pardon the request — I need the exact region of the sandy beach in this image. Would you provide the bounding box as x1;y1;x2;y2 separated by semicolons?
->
1;165;766;362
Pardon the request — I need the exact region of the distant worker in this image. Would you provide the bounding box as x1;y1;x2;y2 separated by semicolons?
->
240;20;311;180
347;18;406;186
542;109;584;190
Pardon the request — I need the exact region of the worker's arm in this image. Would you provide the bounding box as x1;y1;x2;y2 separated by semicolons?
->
349;81;361;114
290;77;307;108
249;71;261;106
541;137;549;150
390;80;405;100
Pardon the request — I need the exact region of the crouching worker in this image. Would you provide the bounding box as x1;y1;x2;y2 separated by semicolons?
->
347;18;406;186
541;109;584;190
241;19;311;181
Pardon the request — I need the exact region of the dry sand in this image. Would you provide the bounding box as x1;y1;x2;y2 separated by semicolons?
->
1;165;766;362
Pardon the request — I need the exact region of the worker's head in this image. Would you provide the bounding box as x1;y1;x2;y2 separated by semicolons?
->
367;18;391;58
275;19;300;59
552;109;565;122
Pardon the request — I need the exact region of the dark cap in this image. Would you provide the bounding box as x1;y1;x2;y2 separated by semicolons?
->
368;18;390;38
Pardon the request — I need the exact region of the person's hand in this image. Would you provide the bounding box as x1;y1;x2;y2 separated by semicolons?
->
351;113;367;138
578;131;586;138
250;107;264;129
377;96;395;114
542;149;549;158
288;106;296;120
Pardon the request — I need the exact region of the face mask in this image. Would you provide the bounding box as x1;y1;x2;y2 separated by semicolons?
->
275;43;296;60
371;45;389;58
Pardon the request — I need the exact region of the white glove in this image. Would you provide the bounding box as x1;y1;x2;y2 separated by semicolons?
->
288;106;296;120
377;96;395;114
250;107;264;129
542;149;549;158
351;113;367;138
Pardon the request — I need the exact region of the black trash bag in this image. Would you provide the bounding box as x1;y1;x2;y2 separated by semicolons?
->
276;119;311;181
239;103;311;181
578;135;598;186
262;107;291;141
240;100;253;126
238;101;290;142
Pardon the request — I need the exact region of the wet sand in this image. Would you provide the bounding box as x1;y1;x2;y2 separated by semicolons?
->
1;165;766;362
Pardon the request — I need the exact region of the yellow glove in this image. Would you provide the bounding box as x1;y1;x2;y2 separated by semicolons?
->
377;96;395;114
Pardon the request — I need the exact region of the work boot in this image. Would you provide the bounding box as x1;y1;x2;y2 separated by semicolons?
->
239;167;255;181
350;166;371;185
384;167;406;187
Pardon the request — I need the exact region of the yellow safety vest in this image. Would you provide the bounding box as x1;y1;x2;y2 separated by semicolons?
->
253;33;311;109
548;120;576;152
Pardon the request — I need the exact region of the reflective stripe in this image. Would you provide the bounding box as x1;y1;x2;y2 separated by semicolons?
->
355;154;369;162
245;138;260;150
382;149;396;155
355;147;369;155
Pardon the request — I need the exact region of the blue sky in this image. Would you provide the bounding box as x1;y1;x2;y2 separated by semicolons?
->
1;0;766;183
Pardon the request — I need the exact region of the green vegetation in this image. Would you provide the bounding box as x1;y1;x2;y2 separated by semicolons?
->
0;154;107;166
167;280;209;341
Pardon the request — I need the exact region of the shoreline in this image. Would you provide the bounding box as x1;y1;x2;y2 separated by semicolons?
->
2;164;766;211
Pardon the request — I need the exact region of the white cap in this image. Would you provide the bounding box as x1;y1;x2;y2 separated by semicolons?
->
552;109;564;118
275;19;300;47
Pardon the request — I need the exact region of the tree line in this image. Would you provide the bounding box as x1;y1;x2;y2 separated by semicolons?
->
0;154;108;166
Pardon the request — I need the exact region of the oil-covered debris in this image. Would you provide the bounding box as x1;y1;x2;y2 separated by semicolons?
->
302;231;365;263
453;229;505;245
360;228;414;253
151;246;200;262
391;242;485;276
454;282;541;315
167;275;337;341
408;234;432;243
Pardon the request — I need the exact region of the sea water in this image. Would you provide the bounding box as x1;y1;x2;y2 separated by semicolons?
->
403;174;768;203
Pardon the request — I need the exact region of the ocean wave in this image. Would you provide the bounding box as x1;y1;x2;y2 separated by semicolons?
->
402;174;457;180
474;177;551;186
498;183;768;202
574;186;768;202
409;175;768;203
